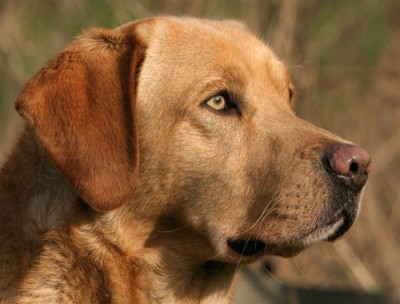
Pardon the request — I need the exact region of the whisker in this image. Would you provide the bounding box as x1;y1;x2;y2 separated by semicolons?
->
289;60;309;71
155;227;185;233
236;194;278;235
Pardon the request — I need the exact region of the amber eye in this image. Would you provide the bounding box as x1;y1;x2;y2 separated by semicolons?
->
205;95;227;111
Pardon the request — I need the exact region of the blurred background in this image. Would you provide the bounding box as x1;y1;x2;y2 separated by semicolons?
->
0;1;399;303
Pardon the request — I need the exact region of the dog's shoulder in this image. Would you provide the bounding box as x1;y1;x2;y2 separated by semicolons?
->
17;225;109;303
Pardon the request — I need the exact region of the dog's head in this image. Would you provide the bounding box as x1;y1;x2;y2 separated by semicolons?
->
16;17;371;262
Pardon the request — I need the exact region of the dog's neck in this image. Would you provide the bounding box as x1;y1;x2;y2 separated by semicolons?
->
139;241;237;303
90;208;238;303
0;129;77;299
62;209;238;303
0;129;77;235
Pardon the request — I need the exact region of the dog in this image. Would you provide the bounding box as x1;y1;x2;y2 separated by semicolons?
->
0;16;371;303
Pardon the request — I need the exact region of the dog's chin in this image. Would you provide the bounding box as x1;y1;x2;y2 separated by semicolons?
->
303;208;357;246
224;211;356;263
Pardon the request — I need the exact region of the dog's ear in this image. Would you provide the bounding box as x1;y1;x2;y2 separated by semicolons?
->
16;24;149;211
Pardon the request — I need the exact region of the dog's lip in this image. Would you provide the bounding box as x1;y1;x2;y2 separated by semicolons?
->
226;238;304;259
227;239;276;257
326;210;354;241
226;209;356;260
299;210;355;246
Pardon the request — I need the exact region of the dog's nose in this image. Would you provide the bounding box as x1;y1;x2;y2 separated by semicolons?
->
324;143;372;189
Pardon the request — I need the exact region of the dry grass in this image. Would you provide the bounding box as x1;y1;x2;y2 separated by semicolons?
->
1;0;399;301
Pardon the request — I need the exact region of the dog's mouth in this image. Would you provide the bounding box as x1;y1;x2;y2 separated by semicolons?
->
227;238;305;259
227;239;273;257
227;210;356;260
326;210;355;241
227;237;306;258
304;208;357;244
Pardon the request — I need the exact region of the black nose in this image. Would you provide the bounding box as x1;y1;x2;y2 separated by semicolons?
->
324;143;372;189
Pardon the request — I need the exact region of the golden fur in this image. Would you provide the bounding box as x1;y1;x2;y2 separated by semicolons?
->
0;17;370;303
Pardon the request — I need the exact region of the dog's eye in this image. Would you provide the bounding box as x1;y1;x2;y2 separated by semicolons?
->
206;95;228;111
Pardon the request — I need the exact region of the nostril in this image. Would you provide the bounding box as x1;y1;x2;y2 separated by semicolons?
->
324;143;371;189
349;161;359;175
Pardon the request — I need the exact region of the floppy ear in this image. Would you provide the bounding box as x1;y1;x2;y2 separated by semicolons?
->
15;25;147;211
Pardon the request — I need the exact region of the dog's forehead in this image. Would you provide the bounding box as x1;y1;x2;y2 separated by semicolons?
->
135;17;293;113
141;17;289;82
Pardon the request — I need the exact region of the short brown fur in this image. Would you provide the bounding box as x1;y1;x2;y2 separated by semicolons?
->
0;17;368;303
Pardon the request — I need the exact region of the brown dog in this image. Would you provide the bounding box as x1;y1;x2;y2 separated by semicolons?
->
0;16;371;303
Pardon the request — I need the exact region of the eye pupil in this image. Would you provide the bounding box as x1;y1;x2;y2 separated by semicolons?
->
206;95;227;111
214;96;222;104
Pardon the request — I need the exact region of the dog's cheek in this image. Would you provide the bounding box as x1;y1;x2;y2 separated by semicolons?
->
160;127;252;229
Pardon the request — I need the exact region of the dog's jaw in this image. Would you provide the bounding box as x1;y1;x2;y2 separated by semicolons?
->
102;205;238;304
